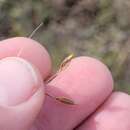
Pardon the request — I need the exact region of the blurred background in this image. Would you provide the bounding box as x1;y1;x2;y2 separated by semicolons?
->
0;0;130;93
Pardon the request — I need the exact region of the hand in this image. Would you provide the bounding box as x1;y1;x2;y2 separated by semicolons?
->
0;37;129;130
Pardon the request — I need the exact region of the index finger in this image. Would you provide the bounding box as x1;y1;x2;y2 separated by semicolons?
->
40;56;113;130
0;37;52;79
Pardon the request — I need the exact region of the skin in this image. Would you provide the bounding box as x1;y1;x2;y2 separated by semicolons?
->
0;37;129;130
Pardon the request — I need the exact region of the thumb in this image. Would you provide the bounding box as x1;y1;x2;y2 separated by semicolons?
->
0;57;44;130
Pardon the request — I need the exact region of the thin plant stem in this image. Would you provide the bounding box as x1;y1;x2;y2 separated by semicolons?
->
17;22;43;57
28;22;43;38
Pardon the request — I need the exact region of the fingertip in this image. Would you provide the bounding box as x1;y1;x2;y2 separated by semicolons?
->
69;56;114;98
0;37;52;79
72;56;113;84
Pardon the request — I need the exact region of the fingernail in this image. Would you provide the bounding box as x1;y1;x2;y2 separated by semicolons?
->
0;57;43;106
